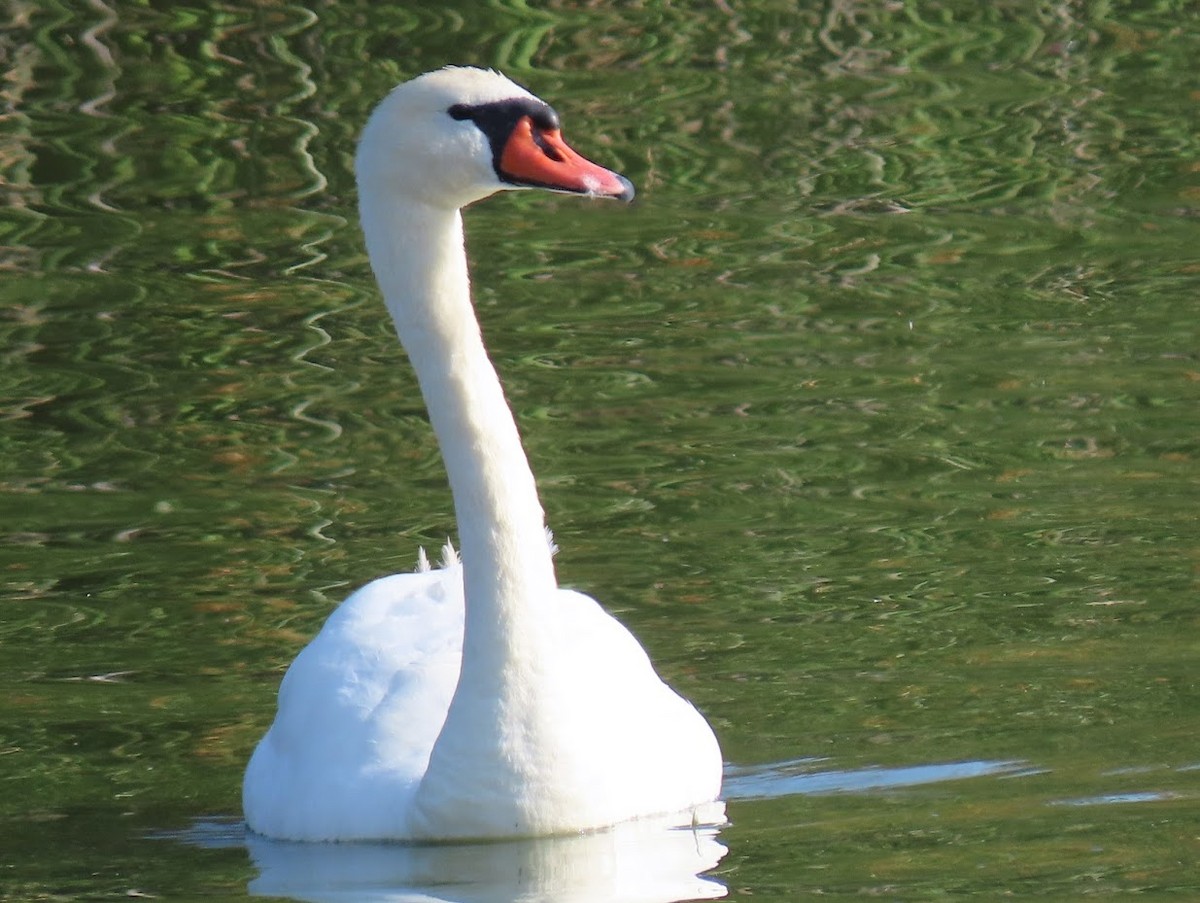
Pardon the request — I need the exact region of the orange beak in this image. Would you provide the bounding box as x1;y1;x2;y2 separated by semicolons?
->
498;116;635;202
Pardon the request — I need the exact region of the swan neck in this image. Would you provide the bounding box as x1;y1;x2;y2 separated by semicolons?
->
359;196;558;672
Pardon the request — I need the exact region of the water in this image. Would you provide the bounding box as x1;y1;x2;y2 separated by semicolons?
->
3;0;1199;898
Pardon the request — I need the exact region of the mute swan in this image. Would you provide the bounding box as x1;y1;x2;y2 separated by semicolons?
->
243;66;723;842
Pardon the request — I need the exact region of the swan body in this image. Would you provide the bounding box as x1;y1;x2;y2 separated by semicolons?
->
243;67;723;842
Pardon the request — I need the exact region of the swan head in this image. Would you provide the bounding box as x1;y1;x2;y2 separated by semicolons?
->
356;67;634;211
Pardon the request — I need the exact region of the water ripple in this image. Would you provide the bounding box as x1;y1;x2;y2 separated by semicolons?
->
724;756;1029;801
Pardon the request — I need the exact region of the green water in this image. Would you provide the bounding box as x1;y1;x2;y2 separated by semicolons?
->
3;1;1199;898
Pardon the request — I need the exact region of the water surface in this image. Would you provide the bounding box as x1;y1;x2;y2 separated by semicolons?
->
2;1;1198;898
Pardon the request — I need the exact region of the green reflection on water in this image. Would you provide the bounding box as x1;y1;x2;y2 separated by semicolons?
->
2;0;1198;898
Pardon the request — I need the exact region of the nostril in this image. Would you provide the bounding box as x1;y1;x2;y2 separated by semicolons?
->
532;129;564;162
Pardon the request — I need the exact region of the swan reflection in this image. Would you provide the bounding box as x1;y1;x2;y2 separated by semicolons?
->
247;814;727;903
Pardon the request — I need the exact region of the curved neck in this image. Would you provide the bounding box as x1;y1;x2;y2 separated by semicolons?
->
360;196;558;679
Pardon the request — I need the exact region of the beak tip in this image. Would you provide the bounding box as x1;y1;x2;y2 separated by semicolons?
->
613;174;636;204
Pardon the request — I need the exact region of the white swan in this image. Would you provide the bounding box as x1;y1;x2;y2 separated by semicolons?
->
243;67;723;842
